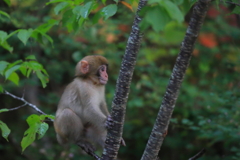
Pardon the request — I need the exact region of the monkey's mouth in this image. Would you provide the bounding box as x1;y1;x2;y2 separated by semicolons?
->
99;78;108;84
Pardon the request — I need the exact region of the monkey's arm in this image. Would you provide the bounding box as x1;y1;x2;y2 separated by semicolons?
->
100;101;110;116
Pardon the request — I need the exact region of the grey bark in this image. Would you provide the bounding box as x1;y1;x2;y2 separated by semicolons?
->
141;0;211;160
101;0;148;159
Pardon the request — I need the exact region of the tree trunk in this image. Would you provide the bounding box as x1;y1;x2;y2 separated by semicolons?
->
101;0;148;159
141;0;211;160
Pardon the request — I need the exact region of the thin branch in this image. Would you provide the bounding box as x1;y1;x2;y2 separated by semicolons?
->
77;144;101;160
3;90;53;122
189;148;206;160
223;0;240;7
8;103;28;111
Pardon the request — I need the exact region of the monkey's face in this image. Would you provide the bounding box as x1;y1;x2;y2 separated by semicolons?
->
97;65;108;85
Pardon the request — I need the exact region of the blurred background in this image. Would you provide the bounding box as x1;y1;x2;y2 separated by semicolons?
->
0;0;240;160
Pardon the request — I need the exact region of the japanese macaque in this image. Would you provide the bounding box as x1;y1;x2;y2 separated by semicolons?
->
54;55;113;153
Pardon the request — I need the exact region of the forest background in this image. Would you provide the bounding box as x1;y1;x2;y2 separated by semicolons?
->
0;0;240;160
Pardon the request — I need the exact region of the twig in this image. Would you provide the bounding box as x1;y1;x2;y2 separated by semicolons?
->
3;90;54;122
189;148;206;160
8;103;28;111
77;144;101;160
224;1;240;7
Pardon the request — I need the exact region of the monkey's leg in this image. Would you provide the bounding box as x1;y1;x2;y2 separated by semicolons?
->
55;108;99;158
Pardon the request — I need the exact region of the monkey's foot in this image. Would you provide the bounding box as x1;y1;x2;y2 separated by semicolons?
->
105;115;114;129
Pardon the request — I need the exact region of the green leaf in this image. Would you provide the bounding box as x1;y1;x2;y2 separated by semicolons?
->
7;72;19;85
25;55;36;60
0;31;8;43
145;6;170;32
6;60;22;69
19;66;27;76
18;29;33;45
37;123;48;139
32;30;53;47
0;108;9;113
0;61;9;75
54;2;69;15
73;6;82;20
0;41;13;52
5;65;21;79
36;70;48;88
101;0;107;5
27;68;32;77
232;6;240;14
21;114;49;152
0;86;3;93
21;115;40;152
0;120;11;141
46;0;67;5
36;19;59;33
0;11;10;19
101;4;117;20
80;2;93;19
4;0;11;6
161;1;184;23
28;61;43;70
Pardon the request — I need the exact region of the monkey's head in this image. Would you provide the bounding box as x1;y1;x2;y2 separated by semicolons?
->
75;55;108;85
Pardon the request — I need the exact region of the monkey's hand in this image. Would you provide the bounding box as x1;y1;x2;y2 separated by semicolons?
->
105;115;114;130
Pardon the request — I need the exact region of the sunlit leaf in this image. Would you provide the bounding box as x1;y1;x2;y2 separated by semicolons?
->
0;108;9;113
21;115;39;152
7;72;19;85
101;4;117;20
3;0;11;6
0;86;3;93
0;120;11;141
18;29;33;45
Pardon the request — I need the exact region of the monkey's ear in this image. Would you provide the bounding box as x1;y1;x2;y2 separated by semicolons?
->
80;60;89;74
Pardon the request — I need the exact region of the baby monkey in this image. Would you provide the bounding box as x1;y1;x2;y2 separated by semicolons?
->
54;55;124;155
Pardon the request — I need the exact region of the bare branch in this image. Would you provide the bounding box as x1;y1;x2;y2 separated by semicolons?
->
189;148;206;160
8;103;28;111
3;90;53;122
223;1;240;7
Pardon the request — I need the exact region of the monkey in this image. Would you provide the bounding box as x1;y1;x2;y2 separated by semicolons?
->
54;55;124;154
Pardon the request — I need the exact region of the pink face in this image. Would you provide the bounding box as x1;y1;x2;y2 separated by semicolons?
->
98;65;108;85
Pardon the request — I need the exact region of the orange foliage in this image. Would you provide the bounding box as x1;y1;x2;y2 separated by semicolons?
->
198;33;218;48
106;33;117;43
120;1;133;12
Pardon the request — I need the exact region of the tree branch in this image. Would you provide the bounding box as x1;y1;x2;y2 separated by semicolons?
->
141;0;211;159
3;90;53;122
222;0;240;7
189;148;206;160
101;0;147;159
